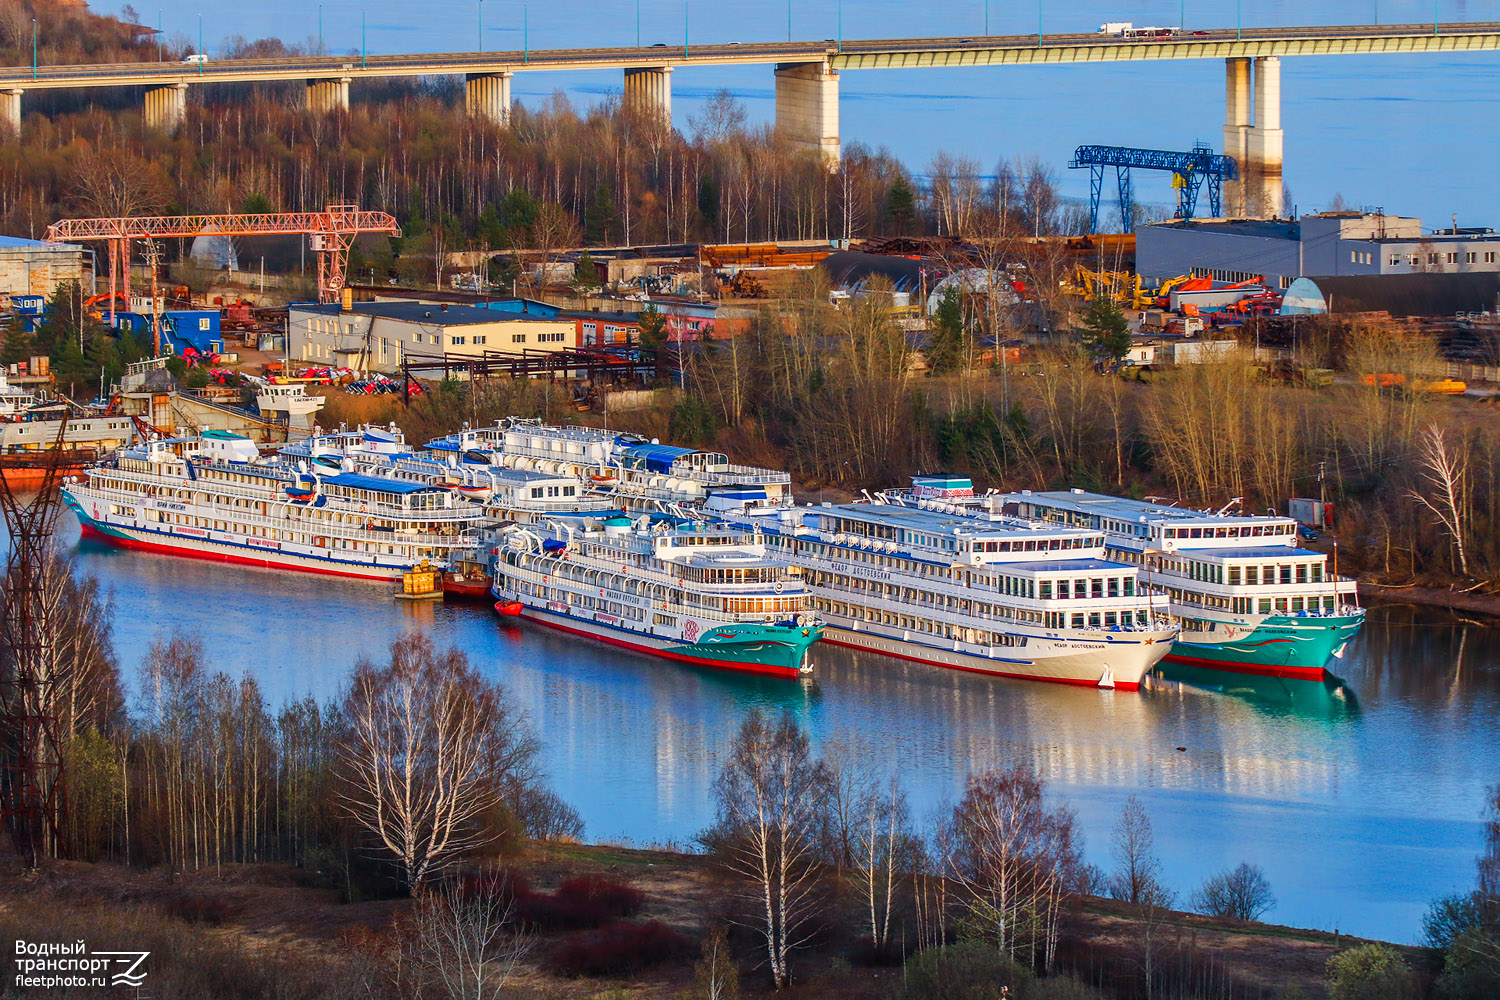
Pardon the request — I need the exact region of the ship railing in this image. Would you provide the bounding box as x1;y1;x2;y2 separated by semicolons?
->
829;584;1169;620
522;554;796;595
89;466;488;523
505;565;805;625
670;466;791;486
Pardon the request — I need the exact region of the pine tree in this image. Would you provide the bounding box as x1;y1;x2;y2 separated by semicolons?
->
637;304;669;360
926;286;967;375
887;175;917;235
1082;295;1133;366
0;316;33;367
584;181;617;246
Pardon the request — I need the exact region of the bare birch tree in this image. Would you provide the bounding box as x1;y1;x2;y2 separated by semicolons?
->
709;708;828;990
403;867;532;1000
339;633;542;892
942;763;1082;971
857;774;911;957
1411;422;1471;577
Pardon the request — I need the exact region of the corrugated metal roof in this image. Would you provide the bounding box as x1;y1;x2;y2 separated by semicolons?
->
1302;272;1500;317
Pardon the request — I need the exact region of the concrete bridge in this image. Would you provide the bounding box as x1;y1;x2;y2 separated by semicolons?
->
4;21;1500;216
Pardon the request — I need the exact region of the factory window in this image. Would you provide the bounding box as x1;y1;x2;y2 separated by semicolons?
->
1467;252;1478;264
1409;254;1421;266
451;336;465;346
538;332;566;343
1390;254;1402;266
1429;253;1440;265
1447;252;1459;264
473;336;486;345
1488;252;1498;264
512;334;526;344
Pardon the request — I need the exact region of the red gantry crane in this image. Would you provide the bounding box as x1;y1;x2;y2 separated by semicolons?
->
46;204;401;344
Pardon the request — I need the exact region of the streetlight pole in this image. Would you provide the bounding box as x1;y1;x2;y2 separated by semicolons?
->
523;6;528;63
197;13;203;69
1236;0;1241;40
157;9;162;61
636;0;640;47
31;19;36;80
788;0;791;42
478;0;483;52
318;4;323;54
684;1;689;56
838;0;842;53
362;9;366;66
984;0;989;36
1037;0;1042;45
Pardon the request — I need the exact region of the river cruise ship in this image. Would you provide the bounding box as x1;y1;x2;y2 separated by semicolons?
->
1001;489;1364;679
62;431;486;580
739;502;1178;690
491;516;822;678
429;420;792;516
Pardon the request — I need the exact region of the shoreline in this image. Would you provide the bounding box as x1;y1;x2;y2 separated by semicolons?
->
1358;581;1500;619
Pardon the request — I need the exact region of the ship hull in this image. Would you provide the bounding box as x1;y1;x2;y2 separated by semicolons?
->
504;602;820;680
1162;614;1365;680
821;623;1176;691
66;499;402;583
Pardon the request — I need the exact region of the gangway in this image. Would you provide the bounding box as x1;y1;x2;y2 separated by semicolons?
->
1070;143;1238;233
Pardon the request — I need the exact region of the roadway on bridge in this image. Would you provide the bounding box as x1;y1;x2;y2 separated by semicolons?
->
0;21;1497;89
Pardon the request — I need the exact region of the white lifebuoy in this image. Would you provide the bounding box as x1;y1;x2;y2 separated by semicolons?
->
775;581;784;594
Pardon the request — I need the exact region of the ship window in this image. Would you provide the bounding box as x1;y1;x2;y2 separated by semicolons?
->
1259;598;1272;613
1088;612;1101;627
1108;578;1119;598
1280;565;1292;584
1228;566;1241;585
1312;565;1323;582
1091;579;1103;598
1039;581;1052;599
1071;613;1084;628
1246;566;1258;585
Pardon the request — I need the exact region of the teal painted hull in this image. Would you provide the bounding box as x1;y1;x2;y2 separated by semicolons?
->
678;621;824;675
1162;613;1365;679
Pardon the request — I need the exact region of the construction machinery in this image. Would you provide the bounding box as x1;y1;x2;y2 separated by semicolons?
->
47;203;401;329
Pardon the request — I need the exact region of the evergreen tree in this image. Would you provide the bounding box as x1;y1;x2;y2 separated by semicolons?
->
499;188;539;238
637;304;669;361
574;252;601;288
886;175;917;235
0;316;33;367
84;332;123;396
1082;295;1133;366
584;181;617;246
925;286;968;375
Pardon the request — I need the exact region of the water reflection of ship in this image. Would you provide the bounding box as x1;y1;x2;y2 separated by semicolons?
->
1155;662;1360;720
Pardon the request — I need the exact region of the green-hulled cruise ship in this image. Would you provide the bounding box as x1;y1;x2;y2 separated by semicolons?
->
491;516;821;679
1004;490;1364;680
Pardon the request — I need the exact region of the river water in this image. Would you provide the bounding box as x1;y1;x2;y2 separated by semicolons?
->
142;0;1500;224
14;511;1493;944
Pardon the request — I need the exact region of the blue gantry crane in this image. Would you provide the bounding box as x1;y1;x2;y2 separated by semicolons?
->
1069;142;1239;233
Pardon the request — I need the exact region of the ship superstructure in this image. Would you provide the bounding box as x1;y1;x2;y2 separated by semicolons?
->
1002;489;1364;679
492;516;822;678
739;500;1178;690
62;431;485;580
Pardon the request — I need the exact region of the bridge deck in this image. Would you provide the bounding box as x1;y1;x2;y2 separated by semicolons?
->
0;22;1496;90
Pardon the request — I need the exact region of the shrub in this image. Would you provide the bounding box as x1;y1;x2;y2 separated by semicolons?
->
897;941;1035;1000
1326;943;1420;1000
555;876;644;919
159;892;242;926
448;866;530;909
544;920;693;977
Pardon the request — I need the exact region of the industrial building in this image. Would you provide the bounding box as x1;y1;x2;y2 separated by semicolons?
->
288;301;577;372
0;236;90;300
1137;212;1500;290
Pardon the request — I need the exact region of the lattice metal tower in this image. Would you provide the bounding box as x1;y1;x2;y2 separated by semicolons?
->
0;421;69;865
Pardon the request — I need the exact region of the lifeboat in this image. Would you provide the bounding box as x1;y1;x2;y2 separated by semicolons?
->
494;600;524;616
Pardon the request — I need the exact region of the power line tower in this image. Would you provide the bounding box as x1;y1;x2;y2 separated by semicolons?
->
0;420;70;866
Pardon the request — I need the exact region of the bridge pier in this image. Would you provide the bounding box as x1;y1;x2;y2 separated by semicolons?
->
1247;56;1284;218
623;66;672;123
1222;57;1251;216
774;61;840;167
0;89;20;136
144;83;188;133
306;77;351;113
466;72;513;126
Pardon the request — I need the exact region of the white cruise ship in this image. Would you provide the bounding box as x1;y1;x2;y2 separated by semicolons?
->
1001;489;1364;679
740;501;1178;690
428;420;792;515
492;516;823;678
62;431;487;580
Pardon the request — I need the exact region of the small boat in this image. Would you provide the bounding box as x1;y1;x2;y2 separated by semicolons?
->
285;475;317;502
452;481;494;500
494;600;524;616
589;472;620;485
